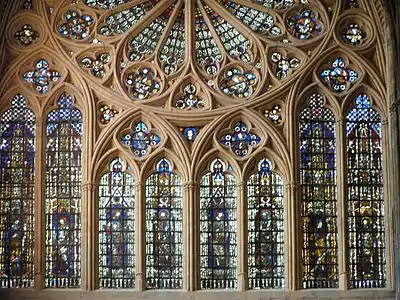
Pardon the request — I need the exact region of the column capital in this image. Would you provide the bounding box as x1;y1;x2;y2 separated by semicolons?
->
184;181;197;190
389;100;400;114
82;181;95;191
285;181;298;190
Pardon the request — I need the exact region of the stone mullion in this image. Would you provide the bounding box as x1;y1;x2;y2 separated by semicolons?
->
237;182;246;291
382;117;394;289
285;181;299;290
389;102;400;295
336;118;348;290
34;117;44;290
184;181;196;291
82;182;96;290
135;181;145;290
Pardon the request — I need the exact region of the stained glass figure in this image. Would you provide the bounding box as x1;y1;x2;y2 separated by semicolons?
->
80;52;111;79
175;83;205;109
125;67;161;100
204;4;252;62
145;159;183;289
23;59;61;94
58;10;94;40
99;105;118;124
265;105;282;125
248;158;284;289
271;52;300;79
121;121;160;157
286;9;322;40
200;159;237;289
99;1;159;36
15;25;38;46
99;158;135;289
218;0;281;36
346;94;386;288
299;93;338;288
159;6;185;75
0;95;35;288
45;93;82;288
84;0;131;10
342;24;365;46
220;122;261;157
180;127;199;142
248;0;294;9
129;3;175;61
320;58;358;92
219;67;257;98
195;6;222;75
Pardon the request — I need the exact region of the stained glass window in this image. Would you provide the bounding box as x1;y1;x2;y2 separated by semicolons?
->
299;93;338;288
200;159;237;289
346;94;386;288
145;158;183;289
0;95;35;288
45;93;83;288
99;158;135;289
248;158;284;289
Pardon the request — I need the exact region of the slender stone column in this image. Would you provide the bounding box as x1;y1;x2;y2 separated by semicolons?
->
336;118;348;290
285;181;299;290
390;101;400;298
135;181;145;290
184;181;197;291
237;182;247;291
34;118;44;290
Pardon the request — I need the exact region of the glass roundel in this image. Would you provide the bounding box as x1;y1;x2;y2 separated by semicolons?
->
72;0;327;108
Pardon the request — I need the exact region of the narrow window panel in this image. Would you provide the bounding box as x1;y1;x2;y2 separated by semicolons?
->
248;158;284;289
99;158;135;288
0;95;35;288
346;94;386;288
200;158;237;289
45;93;82;288
145;159;183;289
299;93;338;288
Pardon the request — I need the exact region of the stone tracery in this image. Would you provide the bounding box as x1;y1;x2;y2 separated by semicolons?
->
0;0;395;296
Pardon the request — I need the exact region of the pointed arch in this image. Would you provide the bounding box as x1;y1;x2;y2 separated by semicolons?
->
144;157;183;289
298;91;339;289
44;91;83;288
0;94;35;288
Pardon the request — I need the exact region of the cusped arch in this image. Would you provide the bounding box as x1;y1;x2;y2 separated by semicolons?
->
342;84;387;120
243;148;290;185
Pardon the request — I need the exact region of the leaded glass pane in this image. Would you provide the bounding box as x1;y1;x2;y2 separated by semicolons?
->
299;93;338;288
145;159;183;289
200;159;237;289
0;95;35;288
346;94;386;288
99;158;135;289
45;93;82;288
248;158;284;289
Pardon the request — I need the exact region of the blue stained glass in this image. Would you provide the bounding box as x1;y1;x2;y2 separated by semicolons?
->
145;158;183;289
0;95;35;288
121;121;160;157
299;93;338;289
180;127;199;142
346;94;386;288
320;58;358;92
200;159;237;289
23;59;61;94
99;158;135;288
248;158;285;289
220;122;260;157
45;92;82;288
